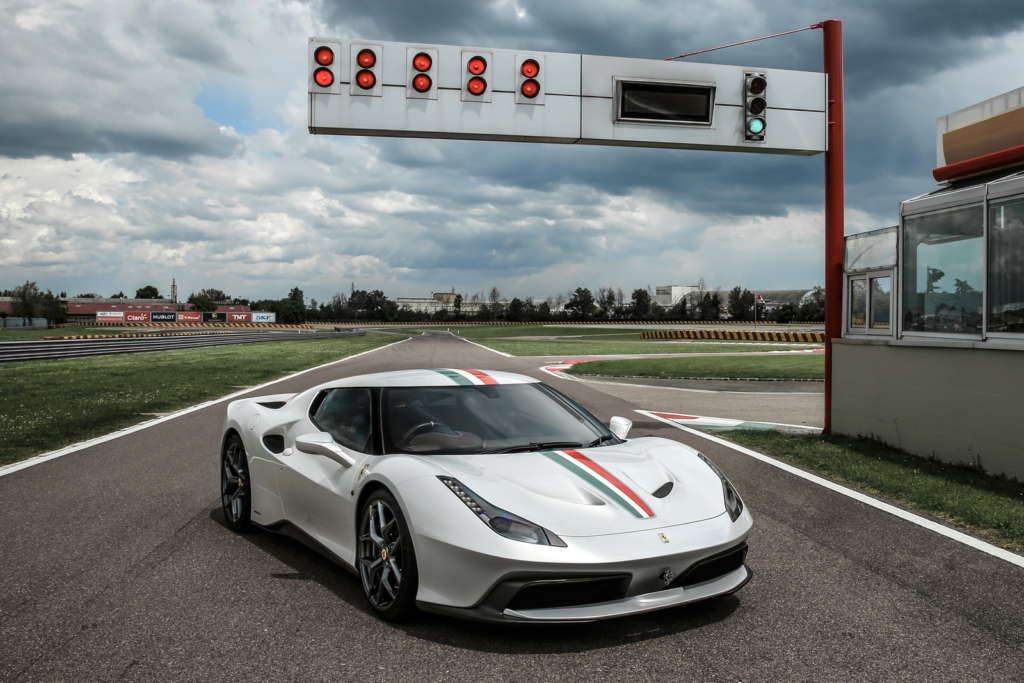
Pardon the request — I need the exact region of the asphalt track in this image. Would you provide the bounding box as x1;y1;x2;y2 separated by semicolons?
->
0;330;360;363
1;333;1021;681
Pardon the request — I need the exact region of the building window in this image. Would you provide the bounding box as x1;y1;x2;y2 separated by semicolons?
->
902;205;984;335
870;276;891;329
988;196;1024;333
849;279;866;328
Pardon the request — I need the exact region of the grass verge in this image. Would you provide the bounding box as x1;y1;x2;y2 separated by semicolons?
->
568;354;824;379
0;334;402;466
0;327;139;341
716;430;1024;553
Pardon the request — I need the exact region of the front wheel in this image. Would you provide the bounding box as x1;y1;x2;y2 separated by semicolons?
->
357;490;418;621
221;433;252;532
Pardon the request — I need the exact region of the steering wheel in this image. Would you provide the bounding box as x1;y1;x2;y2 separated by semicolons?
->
399;420;442;445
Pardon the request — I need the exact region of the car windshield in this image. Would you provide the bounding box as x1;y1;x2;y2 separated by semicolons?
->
382;383;612;455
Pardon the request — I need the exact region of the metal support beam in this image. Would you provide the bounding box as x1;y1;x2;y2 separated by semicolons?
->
822;19;844;434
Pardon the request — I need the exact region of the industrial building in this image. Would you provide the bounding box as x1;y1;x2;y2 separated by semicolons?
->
835;86;1024;480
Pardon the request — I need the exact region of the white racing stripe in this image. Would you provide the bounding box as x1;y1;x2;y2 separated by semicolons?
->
0;337;410;479
644;411;1024;569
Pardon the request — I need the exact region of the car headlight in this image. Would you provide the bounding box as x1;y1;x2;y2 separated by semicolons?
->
437;476;567;547
696;452;744;522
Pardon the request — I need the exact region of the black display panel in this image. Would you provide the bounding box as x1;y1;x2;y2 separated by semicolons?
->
617;81;714;125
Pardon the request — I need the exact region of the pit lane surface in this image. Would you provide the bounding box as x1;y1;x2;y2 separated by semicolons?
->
1;333;1021;681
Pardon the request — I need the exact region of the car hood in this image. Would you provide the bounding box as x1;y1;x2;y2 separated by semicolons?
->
430;437;727;537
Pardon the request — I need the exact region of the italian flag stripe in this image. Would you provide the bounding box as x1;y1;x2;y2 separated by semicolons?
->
461;369;498;385
540;450;653;519
432;368;474;385
563;449;655;518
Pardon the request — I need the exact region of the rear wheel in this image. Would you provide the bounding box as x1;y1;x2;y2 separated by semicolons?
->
358;490;418;621
221;433;252;532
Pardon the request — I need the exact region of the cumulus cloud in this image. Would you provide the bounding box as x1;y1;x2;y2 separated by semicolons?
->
2;0;1023;301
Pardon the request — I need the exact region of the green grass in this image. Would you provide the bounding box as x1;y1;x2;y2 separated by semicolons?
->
0;334;402;465
717;430;1024;553
567;353;824;379
0;326;139;341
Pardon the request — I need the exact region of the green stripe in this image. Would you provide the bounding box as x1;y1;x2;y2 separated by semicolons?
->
433;368;473;385
540;451;643;518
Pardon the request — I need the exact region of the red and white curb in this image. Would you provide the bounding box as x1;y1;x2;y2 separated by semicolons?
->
636;409;820;433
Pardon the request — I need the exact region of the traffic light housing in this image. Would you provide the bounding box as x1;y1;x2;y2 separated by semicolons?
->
308;40;342;94
462;50;493;102
407;47;438;99
516;54;545;105
351;44;382;97
744;72;766;141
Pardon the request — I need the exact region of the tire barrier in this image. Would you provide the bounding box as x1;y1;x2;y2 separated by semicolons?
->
42;330;248;341
642;329;824;343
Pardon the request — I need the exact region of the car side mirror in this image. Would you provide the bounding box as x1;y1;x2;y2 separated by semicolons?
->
609;416;632;440
295;432;357;468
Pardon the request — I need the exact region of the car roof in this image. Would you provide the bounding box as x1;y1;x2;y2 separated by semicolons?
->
319;368;540;389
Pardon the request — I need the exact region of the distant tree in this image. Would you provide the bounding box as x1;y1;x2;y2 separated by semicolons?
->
954;278;977;295
538;301;551;319
727;287;744;320
669;298;687;320
507;297;525;321
187;292;218;312
75;292;98;298
926;267;945;293
699;292;722;320
453;294;463;318
772;302;798;323
135;285;160;299
279;287;306;323
566;288;595;319
12;281;41;322
798;287;825;321
631;288;651;319
41;291;66;324
110;291;125;299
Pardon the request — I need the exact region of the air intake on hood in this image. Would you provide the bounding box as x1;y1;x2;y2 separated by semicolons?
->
652;481;673;498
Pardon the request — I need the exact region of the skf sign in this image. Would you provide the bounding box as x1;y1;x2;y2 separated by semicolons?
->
308;38;826;155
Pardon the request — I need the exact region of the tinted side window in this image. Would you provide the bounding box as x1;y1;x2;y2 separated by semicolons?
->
311;388;374;454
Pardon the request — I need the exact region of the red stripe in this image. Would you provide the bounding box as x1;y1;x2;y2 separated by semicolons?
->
653;412;698;420
461;369;498;385
563;449;654;517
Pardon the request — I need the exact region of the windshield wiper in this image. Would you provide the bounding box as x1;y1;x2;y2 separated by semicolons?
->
484;441;584;454
587;434;616;447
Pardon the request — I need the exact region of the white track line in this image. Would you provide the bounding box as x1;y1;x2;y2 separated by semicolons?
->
455;335;513;358
644;411;1024;569
538;365;821;396
0;337;410;479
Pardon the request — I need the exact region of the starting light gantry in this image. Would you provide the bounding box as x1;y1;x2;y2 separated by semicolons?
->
306;23;844;432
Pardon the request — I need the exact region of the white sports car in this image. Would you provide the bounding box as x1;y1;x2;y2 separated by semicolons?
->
220;368;752;623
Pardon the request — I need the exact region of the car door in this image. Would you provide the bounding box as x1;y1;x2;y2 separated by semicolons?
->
278;387;376;563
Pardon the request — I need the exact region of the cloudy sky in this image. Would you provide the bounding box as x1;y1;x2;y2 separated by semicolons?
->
3;0;1023;303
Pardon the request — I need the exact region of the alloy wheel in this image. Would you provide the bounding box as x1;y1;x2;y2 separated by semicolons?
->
358;500;404;609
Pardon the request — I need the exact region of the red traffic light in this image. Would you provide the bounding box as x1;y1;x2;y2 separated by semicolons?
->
314;46;334;66
356;69;376;89
412;73;432;93
520;78;540;98
520;59;540;78
313;67;334;88
749;76;766;94
466;76;487;96
413;52;432;72
467;56;487;75
357;49;376;69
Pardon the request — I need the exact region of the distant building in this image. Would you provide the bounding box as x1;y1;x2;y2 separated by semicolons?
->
654;285;699;307
394;292;500;315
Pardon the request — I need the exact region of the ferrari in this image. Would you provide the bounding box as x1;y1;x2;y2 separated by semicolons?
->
219;368;752;623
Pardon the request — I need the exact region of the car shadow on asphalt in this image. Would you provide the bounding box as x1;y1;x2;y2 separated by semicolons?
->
210;508;743;653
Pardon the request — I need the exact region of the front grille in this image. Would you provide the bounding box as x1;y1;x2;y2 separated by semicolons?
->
673;543;747;588
506;575;630;611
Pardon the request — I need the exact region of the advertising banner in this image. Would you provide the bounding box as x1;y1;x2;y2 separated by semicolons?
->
252;312;276;323
176;312;202;322
203;312;227;323
228;312;252;323
150;311;177;322
125;312;151;323
96;311;125;321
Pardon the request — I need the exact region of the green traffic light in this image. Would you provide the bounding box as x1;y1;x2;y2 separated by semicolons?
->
747;117;765;135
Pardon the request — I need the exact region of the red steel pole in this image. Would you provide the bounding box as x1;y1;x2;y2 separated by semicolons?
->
822;19;844;434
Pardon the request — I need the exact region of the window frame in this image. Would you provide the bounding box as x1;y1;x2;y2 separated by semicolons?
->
897;200;986;341
844;268;893;337
308;386;380;455
983;192;1024;340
